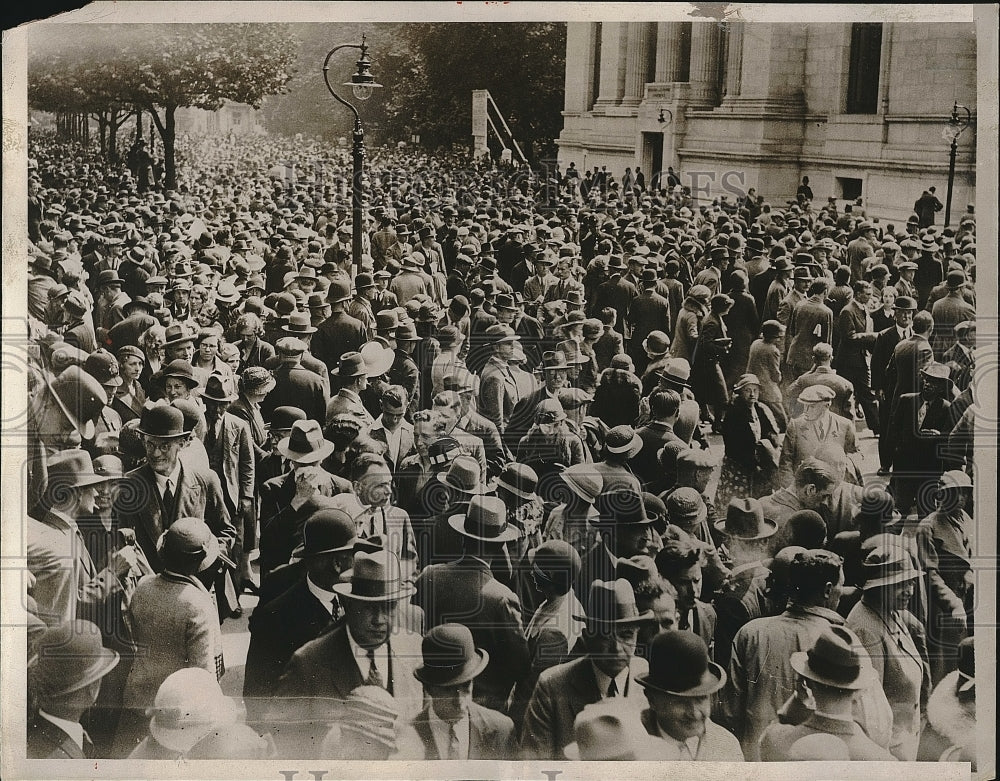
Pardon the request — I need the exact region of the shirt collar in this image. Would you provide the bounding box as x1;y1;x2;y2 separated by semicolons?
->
590;660;631;699
427;705;470;760
38;710;85;751
152;461;182;492
346;626;388;681
650;718;702;756
305;575;338;616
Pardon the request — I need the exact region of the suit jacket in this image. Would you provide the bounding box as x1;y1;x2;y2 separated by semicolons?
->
27;716;86;759
244;576;341;704
457;410;510;475
891;393;953;473
204;413;255;513
235;337;276;374
111;382;147;425
479;357;521;434
941;342;974;392
27;512;121;627
400;702;516;760
760;712;895;761
325;388;375;429
520;655;649;760
786;367;855;419
310;310;364;371
778;411;856;486
833;299;876;372
639;709;744;760
114;463;237;573
275;623;424;718
930;294;976;355
886;334;934;405
414;557;531;711
369;418;415;473
262;364;328;424
227;395;269;459
871;325;905;397
785;296;833;375
627;290;671;348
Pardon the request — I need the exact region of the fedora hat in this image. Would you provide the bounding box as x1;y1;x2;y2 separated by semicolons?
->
413;623;489;687
123;295;154;315
860;546;921;590
332;549;417;602
656;358;691;388
202;372;238;403
636;630;726;697
485;324;520;344
359;341;395;377
593;488;653;527
157;516;228;575
327;278;352;304
148;668;239;753
893;295;918;310
239;366;276;397
163;323;195;348
561;464;603;504
790;625;877;690
574;578;653;626
539;350;570;371
436;454;486;494
447;494;521;543
277;420;335;464
853;488;901;529
496;462;541;502
29;620;119;699
281;311;318;335
46;449;114;490
494;293;518;311
292;508;359;559
214;281;241;305
563;700;664;760
97;269;123;287
715;497;777;540
427;436;462;467
395;322;422;342
157;359;200;390
331;351;369;378
602;425;642;458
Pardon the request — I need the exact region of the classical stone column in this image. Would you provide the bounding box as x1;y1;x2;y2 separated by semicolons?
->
724;22;744;97
622;22;654;105
688;22;722;108
655;22;689;82
564;22;596;113
594;22;627;108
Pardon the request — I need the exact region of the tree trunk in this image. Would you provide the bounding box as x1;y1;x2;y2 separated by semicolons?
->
95;113;108;158
148;103;177;190
108;108;121;163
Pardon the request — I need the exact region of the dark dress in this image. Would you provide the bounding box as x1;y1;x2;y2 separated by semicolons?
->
723;292;760;389
715;399;780;509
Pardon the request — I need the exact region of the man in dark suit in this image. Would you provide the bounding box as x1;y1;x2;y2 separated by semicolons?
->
272;550;424;752
310;279;365;374
243;509;359;713
627;269;672;376
398;623;516;760
114;404;236;574
576;489;659;600
941;321;975;393
27;620;120;759
784;278;834;381
233;312;276;374
413;495;531;714
871;295;916;473
833;280;878;431
368;386;415;472
885;309;936;416
506;350;569;448
891;363;955;517
261;337;329;424
631;389;683;488
520;578;653;760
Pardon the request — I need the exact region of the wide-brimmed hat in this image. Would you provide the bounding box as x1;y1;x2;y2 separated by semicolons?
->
563;700;664;760
636;630;726;697
29;620;119;699
447;494;521;543
292;508;359;559
496;462;541;502
45;449;114;490
281;311;318;335
715;497;777;540
214;281;241;305
593;488;653;527
602;425;642;458
331;351;369;378
332;549;416;602
202;372;238;403
137;403;188;439
860;546;922;590
574;578;654;626
790;625;877;690
277;419;336;464
156;359;200;390
148;668;239;753
436;454;488;494
561;464;603;504
359;341;394;377
413;623;489;687
157;516;228;575
239;366;276;397
163;323;195;348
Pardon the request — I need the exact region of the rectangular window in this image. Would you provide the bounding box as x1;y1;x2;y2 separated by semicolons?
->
846;23;882;114
836;176;863;201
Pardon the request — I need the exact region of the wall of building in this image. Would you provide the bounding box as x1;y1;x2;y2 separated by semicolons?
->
558;21;977;223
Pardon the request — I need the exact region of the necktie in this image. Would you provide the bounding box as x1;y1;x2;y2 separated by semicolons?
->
366;648;384;688
448;724;461;760
607;679;619;698
206;420;217;451
162;479;175;520
82;731;95;759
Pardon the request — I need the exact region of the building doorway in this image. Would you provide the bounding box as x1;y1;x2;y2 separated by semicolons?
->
642;132;663;190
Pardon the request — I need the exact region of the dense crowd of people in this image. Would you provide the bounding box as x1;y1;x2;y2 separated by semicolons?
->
22;126;980;764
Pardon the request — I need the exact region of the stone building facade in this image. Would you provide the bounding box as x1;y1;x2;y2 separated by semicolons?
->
557;22;977;222
175;101;266;136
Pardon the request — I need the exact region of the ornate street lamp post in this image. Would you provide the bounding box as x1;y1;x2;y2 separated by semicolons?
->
323;34;382;274
942;102;971;229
